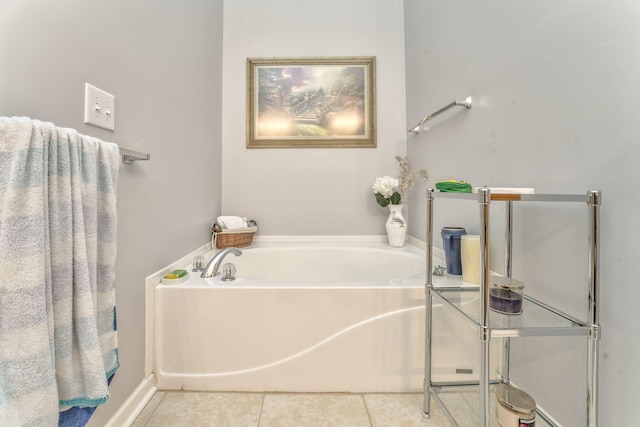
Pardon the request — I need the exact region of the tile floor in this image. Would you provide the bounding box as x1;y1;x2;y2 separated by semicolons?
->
131;391;459;427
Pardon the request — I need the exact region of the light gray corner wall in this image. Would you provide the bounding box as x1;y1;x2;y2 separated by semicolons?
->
221;0;409;235
0;1;223;425
405;1;640;425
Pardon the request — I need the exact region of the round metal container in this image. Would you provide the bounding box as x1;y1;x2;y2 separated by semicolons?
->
495;384;536;426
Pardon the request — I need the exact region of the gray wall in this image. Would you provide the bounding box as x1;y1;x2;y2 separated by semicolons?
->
405;1;640;425
221;0;410;235
0;1;223;425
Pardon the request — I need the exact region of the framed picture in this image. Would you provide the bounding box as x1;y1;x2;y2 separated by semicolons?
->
247;56;376;148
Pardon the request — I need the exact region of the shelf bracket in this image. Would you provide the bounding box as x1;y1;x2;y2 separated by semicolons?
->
589;324;601;341
480;325;490;342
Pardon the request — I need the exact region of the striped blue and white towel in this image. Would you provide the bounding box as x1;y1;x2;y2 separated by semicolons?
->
0;117;120;426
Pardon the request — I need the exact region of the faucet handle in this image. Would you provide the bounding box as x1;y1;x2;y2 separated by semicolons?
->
221;263;237;281
192;255;206;272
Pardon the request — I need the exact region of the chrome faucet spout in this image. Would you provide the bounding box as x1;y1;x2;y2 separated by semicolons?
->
201;247;242;278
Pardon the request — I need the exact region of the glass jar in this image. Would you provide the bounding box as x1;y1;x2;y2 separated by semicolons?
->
489;276;524;315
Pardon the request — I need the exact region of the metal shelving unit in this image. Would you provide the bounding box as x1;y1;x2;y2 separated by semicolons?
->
422;188;601;427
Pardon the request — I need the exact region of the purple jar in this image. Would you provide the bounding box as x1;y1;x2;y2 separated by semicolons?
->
489;276;524;315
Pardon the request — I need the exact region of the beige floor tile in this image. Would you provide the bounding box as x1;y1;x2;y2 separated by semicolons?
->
142;391;263;427
458;391;497;427
259;393;370;427
131;391;166;427
434;391;478;427
364;393;451;427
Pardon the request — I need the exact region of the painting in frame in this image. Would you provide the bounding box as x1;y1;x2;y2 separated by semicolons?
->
247;56;376;148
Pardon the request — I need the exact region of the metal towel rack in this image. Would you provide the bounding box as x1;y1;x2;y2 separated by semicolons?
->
120;147;150;164
408;96;472;134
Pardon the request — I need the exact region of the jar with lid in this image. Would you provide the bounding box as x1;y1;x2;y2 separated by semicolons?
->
495;383;536;426
489;276;524;315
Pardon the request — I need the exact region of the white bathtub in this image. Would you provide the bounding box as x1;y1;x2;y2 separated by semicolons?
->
154;242;493;392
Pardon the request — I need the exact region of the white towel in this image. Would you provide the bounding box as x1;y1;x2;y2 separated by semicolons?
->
0;117;120;425
217;215;248;230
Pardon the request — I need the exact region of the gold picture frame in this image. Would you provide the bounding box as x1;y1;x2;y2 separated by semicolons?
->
247;56;376;148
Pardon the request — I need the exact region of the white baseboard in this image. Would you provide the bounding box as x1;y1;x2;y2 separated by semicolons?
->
104;374;157;427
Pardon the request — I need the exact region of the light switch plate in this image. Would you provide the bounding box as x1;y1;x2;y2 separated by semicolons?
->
84;83;115;131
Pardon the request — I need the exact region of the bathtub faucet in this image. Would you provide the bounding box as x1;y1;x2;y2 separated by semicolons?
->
201;247;243;278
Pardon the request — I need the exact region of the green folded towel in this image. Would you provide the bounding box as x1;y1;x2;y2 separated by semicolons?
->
435;180;473;193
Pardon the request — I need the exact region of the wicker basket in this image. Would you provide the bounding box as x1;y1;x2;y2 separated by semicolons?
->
211;220;257;249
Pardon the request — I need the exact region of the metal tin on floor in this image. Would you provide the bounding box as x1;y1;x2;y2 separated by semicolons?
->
495;384;536;426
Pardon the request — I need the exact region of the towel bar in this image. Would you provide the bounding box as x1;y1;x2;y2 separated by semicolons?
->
120;147;150;164
408;96;472;134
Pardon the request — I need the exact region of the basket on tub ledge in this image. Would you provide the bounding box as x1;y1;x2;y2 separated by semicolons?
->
211;220;257;249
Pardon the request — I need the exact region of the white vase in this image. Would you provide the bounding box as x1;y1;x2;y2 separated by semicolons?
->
385;204;406;248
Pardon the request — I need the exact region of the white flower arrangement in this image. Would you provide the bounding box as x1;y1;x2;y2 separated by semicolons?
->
372;156;427;207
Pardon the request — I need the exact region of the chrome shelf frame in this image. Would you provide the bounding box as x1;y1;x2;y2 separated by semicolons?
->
431;289;590;338
430;384;557;427
422;188;601;427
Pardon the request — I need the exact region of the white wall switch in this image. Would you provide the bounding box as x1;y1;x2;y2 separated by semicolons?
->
84;83;115;131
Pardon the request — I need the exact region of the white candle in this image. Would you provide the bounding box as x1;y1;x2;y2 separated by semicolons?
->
461;235;481;284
